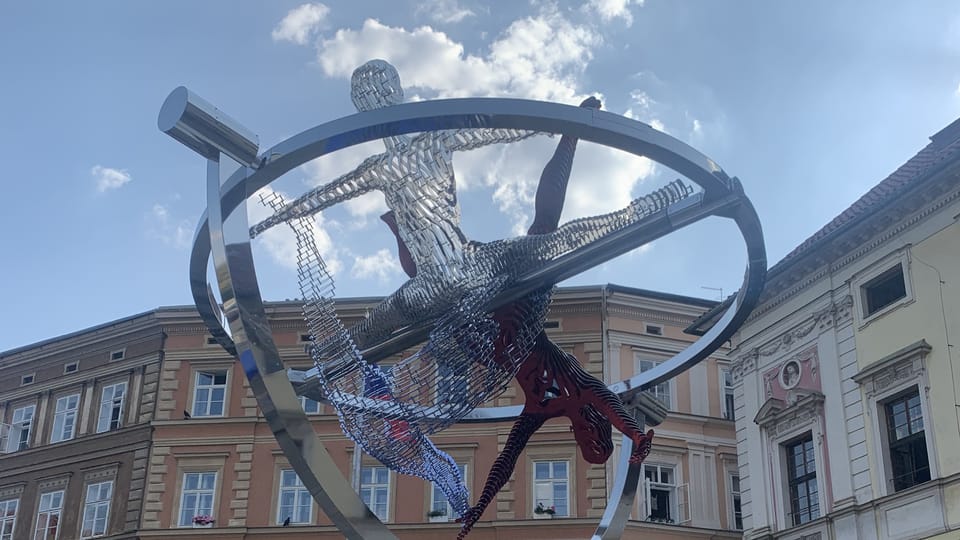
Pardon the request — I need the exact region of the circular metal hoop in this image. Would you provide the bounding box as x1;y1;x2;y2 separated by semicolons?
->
184;97;766;539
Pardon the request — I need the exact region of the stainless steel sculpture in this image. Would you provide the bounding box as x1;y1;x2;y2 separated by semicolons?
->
159;59;766;539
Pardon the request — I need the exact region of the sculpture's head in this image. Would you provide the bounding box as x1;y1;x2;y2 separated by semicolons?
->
571;404;614;464
351;59;404;112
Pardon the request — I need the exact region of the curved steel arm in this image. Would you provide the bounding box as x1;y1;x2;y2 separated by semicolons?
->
172;95;766;540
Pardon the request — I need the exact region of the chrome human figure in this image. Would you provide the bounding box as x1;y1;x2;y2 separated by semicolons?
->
253;59;693;519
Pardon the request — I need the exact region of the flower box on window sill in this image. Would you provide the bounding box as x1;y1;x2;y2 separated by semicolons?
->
192;523;214;528
429;515;448;523
533;513;553;520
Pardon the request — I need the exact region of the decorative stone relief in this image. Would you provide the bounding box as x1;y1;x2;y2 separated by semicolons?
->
754;390;825;438
853;340;930;398
732;296;850;381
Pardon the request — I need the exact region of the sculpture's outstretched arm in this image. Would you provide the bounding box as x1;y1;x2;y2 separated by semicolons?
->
440;128;541;152
457;413;547;540
250;153;385;238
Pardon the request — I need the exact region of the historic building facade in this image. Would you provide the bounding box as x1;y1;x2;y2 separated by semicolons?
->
728;117;960;539
0;285;742;539
134;285;740;539
0;312;163;540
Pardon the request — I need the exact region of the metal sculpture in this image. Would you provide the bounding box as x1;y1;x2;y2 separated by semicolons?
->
159;58;766;539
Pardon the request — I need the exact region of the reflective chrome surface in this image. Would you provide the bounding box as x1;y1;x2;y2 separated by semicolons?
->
162;85;766;538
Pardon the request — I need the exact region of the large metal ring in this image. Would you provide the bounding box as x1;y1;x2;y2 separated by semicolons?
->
176;96;766;539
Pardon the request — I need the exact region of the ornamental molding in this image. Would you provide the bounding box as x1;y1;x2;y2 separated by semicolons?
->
750;184;960;321
606;305;693;325
731;296;851;381
0;482;25;499
852;339;930;398
753;390;825;438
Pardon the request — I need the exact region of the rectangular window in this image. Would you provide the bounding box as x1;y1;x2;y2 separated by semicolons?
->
21;375;34;386
7;405;34;452
430;463;467;520
862;264;907;317
97;382;126;433
785;435;819;526
637;357;672;409
533;460;569;517
277;470;312;525
34;490;63;540
178;472;217;527
192;372;227;417
80;481;112;538
50;395;79;443
0;498;18;540
63;362;78;375
722;368;736;421
359;466;390;522
643;464;677;523
299;396;320;415
885;390;931;491
730;474;743;530
645;324;663;336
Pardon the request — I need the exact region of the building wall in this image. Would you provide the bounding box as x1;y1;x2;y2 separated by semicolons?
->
137;286;742;539
730;137;960;540
0;319;163;540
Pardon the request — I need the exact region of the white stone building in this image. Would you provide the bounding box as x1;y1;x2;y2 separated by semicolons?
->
722;117;960;539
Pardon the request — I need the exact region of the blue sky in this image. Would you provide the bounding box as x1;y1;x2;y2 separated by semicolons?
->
1;1;958;352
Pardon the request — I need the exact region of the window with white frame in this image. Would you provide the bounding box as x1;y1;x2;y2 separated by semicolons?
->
721;368;735;420
7;405;34;452
192;372;227;417
430;463;467;520
884;389;931;492
636;356;672;409
34;490;63;540
861;264;907;318
785;434;819;526
643;464;678;523
298;396;320;415
50;395;79;443
178;472;217;527
533;460;569;517
277;470;312;525
729;474;743;530
80;481;112;538
359;466;390;521
97;382;126;433
0;498;17;540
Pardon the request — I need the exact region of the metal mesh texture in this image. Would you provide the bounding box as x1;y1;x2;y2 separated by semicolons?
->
258;176;691;518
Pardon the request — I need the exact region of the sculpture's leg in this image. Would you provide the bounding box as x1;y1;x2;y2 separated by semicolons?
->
457;413;547;540
535;335;654;463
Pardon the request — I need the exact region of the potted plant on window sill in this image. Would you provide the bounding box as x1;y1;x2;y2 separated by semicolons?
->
533;503;556;519
192;515;215;528
427;509;448;523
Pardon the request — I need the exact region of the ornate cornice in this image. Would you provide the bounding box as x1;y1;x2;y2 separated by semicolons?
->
754;390;825;438
731;296;851;382
853;339;930;398
750;184;960;321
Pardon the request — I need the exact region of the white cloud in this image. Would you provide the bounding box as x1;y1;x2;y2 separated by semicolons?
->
315;7;598;103
416;0;475;24
272;3;329;45
248;186;342;275
148;204;192;249
91;165;131;192
583;0;643;27
277;5;663;236
351;248;402;282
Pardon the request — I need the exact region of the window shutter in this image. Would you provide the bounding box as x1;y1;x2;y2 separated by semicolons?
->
677;483;690;524
642;478;652;519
